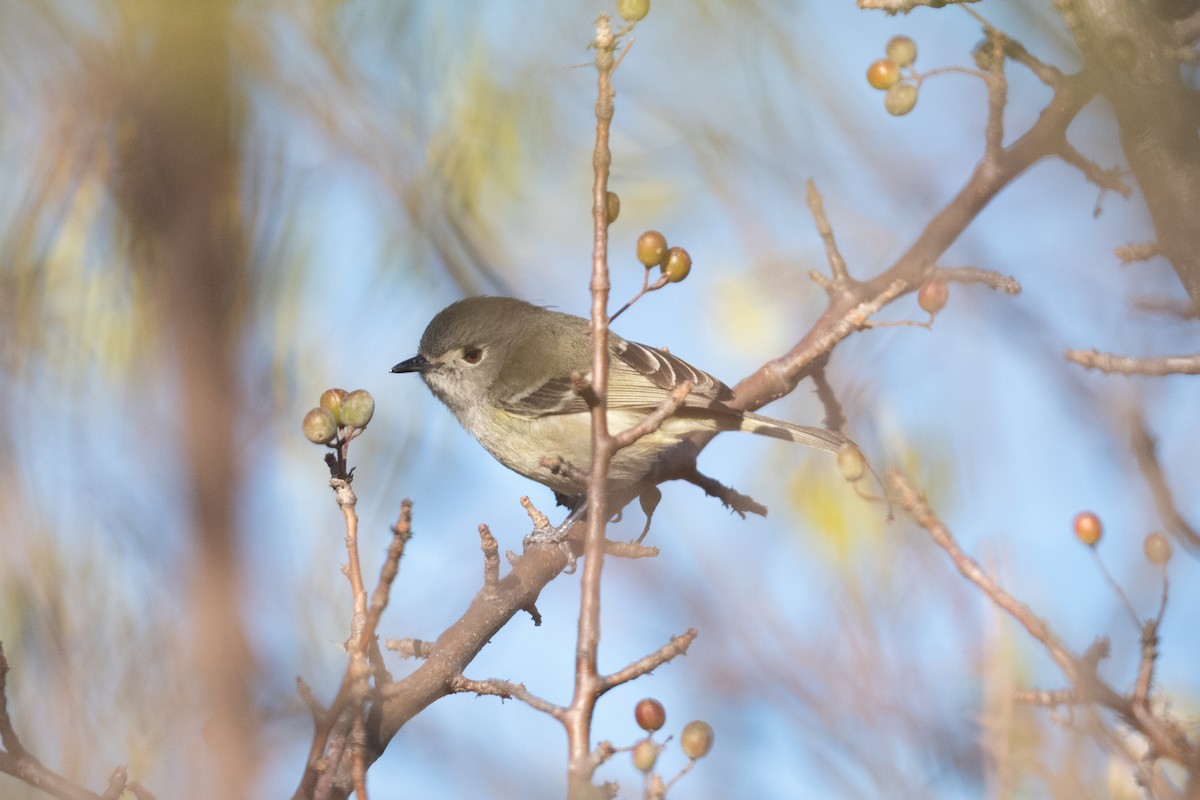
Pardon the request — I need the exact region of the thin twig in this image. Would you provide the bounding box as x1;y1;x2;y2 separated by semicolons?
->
1065;349;1200;375
679;467;768;518
937;266;1022;294
806;180;850;285
451;677;564;718
1117;242;1162;264
612;381;693;449
1129;415;1200;550
479;524;500;588
599;630;698;692
568;15;619;797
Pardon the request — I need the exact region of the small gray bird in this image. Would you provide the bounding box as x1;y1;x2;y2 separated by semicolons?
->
392;297;850;510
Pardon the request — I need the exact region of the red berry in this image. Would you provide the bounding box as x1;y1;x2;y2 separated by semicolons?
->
635;698;666;732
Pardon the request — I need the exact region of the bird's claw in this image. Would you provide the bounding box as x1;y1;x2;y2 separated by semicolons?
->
523;521;578;573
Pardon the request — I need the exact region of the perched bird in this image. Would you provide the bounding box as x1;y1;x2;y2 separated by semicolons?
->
392;297;851;514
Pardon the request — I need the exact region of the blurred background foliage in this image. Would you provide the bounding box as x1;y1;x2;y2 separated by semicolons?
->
0;1;1196;798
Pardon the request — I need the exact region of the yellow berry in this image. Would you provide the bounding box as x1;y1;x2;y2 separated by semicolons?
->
1144;532;1172;565
836;444;866;482
632;740;659;773
886;35;917;67
680;720;714;760
884;83;918;116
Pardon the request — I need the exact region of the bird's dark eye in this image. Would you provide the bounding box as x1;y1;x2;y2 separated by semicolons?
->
462;346;484;365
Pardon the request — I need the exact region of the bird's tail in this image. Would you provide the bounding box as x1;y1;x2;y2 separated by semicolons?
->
739;410;851;453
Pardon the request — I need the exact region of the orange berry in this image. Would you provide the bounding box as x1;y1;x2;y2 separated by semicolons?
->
1074;511;1102;547
867;59;901;90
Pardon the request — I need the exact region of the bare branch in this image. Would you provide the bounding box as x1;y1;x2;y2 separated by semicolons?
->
858;0;982;11
937;266;1022;294
612;381;693;450
599;629;698;692
1065;349;1200;375
1117;242;1162;264
678;467;768;518
806;180;851;285
1131;295;1198;318
451;676;564;719
1130;415;1200;550
479;524;500;588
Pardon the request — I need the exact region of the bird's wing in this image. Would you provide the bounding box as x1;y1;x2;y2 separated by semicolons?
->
498;338;738;419
607;339;735;411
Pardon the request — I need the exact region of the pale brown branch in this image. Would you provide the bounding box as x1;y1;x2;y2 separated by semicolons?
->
1133;620;1159;705
1117;242;1163;264
451;676;564;719
889;471;1085;685
331;477;368;649
858;0;982;11
937;266;1022;294
890;471;1195;767
810;365;847;433
1014;688;1083;707
599;629;698;692
1130;415;1200;550
479;524;500;587
612;381;693;450
1055;140;1130;196
570;17;621;798
1132;295;1198;319
384;638;433;660
806;180;851;284
1065;349;1200;375
679;467;768;518
520;496;551;531
0;644;110;800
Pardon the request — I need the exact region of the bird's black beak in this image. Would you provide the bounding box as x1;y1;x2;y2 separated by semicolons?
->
391;354;432;374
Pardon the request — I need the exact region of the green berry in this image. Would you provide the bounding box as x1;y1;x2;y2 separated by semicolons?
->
341;389;375;429
884;83;918;116
680;720;714;760
836;444;866;482
886;35;917;67
319;388;349;425
605;190;621;225
1144;532;1171;565
617;0;650;22
661;246;692;283
632;740;659;773
637;230;668;268
303;407;338;445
